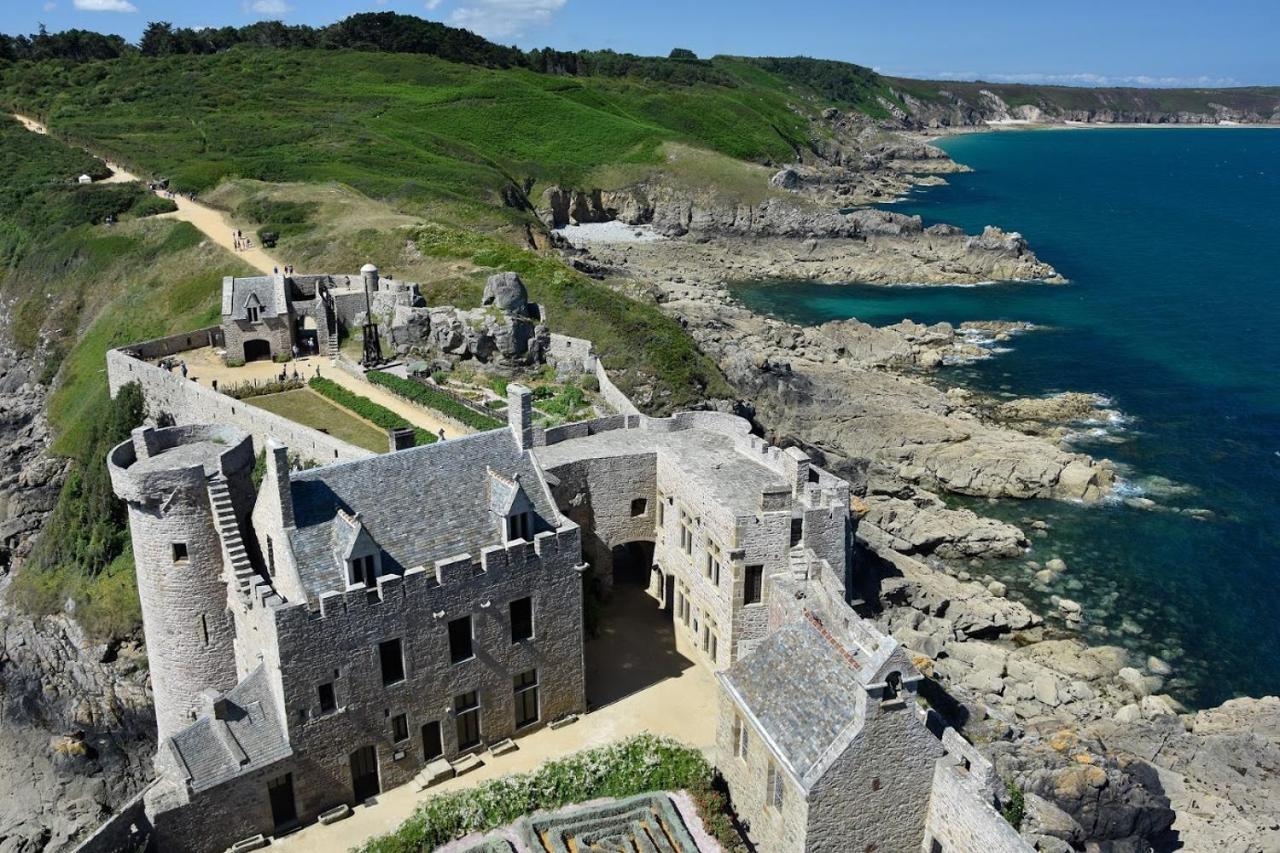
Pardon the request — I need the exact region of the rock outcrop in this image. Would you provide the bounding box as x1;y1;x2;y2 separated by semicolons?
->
390;272;551;368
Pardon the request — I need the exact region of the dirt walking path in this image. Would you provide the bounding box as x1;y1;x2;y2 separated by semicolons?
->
12;112;282;275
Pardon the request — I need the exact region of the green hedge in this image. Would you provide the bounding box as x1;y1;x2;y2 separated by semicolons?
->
360;735;742;852
308;377;435;447
366;370;503;432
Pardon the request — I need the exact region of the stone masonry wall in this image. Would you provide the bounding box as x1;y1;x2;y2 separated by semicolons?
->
267;526;587;824
117;480;239;743
806;703;944;853
923;732;1032;853
222;316;292;363
107;348;370;465
716;688;808;853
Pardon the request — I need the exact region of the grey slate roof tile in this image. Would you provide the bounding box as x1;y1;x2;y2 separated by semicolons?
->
287;429;558;598
168;666;292;793
723;620;865;784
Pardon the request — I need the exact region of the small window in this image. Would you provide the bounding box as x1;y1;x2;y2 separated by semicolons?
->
378;638;405;686
733;715;749;760
199;613;209;647
510;597;533;643
506;512;531;542
705;539;722;586
679;509;694;555
872;777;881;792
767;762;785;810
247;306;260;323
656;495;665;527
513;669;539;728
630;498;648;517
172;542;189;563
391;713;409;743
349;554;376;588
709;632;718;663
318;682;336;714
448;616;474;664
266;536;275;577
744;564;764;605
454;691;481;750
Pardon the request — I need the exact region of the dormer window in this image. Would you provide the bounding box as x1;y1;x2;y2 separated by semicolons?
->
247;305;260;323
506;512;532;543
349;554;376;588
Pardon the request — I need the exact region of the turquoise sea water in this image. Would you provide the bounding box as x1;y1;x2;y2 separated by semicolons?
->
734;129;1280;709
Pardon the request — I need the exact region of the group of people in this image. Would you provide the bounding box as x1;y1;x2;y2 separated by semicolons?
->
232;229;253;252
272;264;297;275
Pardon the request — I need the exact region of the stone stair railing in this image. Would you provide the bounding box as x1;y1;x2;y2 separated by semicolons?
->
208;475;257;596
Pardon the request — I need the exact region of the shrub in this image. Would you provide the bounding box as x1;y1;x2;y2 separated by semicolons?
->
360;735;744;853
1001;779;1026;830
220;375;304;399
308;376;435;446
366;370;503;431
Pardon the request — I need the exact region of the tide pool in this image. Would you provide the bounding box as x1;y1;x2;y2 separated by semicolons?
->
734;128;1280;708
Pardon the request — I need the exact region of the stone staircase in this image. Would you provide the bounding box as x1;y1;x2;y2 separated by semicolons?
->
208;476;257;595
325;333;339;361
788;544;809;581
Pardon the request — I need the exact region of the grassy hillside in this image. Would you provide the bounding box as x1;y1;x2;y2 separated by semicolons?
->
0;116;253;636
0;48;817;221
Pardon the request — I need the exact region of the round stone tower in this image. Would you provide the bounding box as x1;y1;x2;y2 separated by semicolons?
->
108;424;255;742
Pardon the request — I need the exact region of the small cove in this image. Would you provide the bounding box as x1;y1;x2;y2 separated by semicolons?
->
734;128;1280;709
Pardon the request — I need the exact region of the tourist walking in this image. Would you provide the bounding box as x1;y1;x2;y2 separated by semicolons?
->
180;361;188;379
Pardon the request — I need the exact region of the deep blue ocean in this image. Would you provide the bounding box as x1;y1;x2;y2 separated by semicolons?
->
734;129;1280;709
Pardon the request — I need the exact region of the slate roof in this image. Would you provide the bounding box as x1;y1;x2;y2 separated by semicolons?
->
166;666;291;793
287;429;560;598
721;619;867;788
222;275;288;321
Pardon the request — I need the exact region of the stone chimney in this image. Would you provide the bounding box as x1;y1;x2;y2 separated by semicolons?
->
782;445;811;498
264;439;295;528
361;262;380;293
508;383;533;451
388;426;416;452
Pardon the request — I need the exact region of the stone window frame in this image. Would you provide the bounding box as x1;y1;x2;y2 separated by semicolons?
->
630;497;648;517
678;507;695;556
743;564;764;606
509;596;534;644
656;492;665;528
448;615;475;665
704;538;723;587
171;542;189;564
766;761;785;811
317;681;337;715
506;511;532;543
732;715;749;761
513;668;539;729
348;553;379;589
246;305;261;323
378;638;406;687
454;690;482;751
390;712;410;744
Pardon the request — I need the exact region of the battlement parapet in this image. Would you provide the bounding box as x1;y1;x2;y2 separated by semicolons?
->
108;424;254;505
281;525;581;627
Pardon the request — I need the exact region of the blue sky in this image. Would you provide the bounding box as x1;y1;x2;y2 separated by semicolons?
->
8;0;1280;87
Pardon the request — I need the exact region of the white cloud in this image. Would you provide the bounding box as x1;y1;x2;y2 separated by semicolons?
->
448;0;566;39
425;0;443;10
43;0;57;10
72;0;137;11
244;0;292;15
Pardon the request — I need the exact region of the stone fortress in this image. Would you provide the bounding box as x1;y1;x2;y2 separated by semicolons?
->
96;264;1033;853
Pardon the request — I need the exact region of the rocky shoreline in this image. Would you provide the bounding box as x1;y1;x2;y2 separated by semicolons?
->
547;135;1280;848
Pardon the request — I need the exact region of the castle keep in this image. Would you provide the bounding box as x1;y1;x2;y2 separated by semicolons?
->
101;268;1031;853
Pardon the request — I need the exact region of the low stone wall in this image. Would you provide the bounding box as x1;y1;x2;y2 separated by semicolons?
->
924;731;1032;853
70;783;154;853
107;348;372;465
594;358;639;416
119;326;224;361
